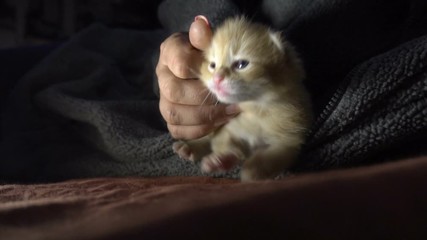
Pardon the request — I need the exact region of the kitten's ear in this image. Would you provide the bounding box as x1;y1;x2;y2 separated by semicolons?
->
269;31;285;52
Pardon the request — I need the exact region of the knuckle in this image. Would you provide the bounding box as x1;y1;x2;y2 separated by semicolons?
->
167;107;181;125
157;74;170;95
171;32;184;39
192;125;210;139
170;55;190;79
160;100;181;125
159;41;170;64
159;41;166;53
155;62;163;77
158;76;182;103
159;98;169;121
168;125;181;139
161;32;181;51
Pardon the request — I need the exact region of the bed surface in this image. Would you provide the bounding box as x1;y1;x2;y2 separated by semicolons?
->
1;156;426;240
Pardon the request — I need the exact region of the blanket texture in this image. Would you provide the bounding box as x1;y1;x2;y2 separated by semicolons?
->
1;0;427;182
1;156;426;240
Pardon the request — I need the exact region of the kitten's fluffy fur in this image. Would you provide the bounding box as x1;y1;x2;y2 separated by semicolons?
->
173;17;312;181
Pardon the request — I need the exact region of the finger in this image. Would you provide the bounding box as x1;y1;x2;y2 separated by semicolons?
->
160;97;234;126
157;64;217;105
168;123;216;140
189;15;213;51
159;33;204;79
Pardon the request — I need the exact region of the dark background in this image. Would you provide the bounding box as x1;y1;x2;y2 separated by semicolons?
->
0;0;163;49
0;0;163;112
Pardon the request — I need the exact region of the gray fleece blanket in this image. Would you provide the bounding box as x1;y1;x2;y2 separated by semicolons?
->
1;0;426;182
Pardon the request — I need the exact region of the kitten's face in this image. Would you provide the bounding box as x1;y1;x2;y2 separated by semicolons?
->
200;18;285;104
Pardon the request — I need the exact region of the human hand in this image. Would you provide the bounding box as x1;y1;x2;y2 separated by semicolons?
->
156;16;240;140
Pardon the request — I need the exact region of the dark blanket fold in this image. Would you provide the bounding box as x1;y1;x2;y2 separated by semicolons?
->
297;34;427;170
1;0;427;182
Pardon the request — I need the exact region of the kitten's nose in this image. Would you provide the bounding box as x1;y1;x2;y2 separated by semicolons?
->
213;73;225;84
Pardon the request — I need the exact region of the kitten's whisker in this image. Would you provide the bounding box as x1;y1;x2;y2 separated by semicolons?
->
200;88;210;95
200;91;212;107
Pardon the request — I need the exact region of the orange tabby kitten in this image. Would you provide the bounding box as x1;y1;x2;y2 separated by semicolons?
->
173;17;313;181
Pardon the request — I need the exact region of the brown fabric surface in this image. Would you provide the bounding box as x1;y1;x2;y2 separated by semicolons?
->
1;157;427;240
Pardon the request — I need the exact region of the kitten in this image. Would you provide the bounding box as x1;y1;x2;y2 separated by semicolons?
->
173;17;313;181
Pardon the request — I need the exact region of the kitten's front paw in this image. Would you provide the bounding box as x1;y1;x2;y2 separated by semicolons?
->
201;153;240;173
172;141;195;162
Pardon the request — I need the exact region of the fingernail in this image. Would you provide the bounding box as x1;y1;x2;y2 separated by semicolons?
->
225;104;240;115
194;15;210;27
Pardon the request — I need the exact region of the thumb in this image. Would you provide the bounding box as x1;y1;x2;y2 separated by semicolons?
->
189;15;212;51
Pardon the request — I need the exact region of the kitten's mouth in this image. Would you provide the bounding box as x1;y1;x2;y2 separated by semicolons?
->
216;87;229;97
208;80;241;103
213;89;230;101
211;85;234;103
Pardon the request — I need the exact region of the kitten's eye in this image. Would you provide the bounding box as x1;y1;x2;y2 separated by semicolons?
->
209;62;216;69
232;60;249;70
